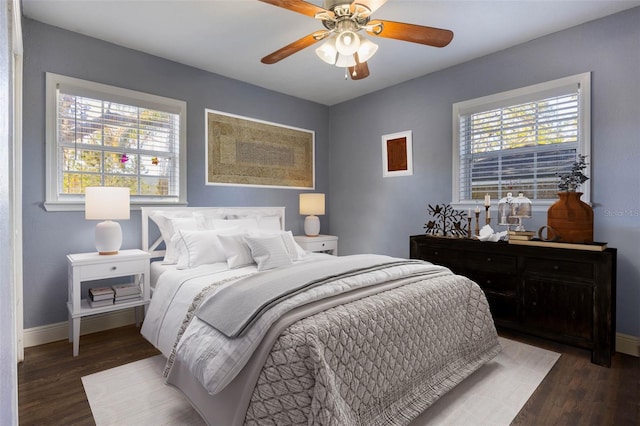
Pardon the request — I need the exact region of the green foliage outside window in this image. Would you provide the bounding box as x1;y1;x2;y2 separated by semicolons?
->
57;94;177;197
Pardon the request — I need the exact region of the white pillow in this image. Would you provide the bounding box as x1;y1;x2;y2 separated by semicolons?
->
244;234;293;271
192;211;225;229
251;230;306;261
149;212;198;264
281;230;307;261
257;215;282;232
209;217;260;231
218;233;255;269
173;228;235;269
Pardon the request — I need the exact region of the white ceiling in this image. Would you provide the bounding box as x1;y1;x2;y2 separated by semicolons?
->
21;0;640;106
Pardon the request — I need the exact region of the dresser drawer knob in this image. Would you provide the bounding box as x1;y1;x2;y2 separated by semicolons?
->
434;251;439;256
111;266;117;271
487;257;492;262
553;265;559;270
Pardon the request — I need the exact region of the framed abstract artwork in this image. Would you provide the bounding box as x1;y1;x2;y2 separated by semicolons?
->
382;130;413;177
205;109;315;189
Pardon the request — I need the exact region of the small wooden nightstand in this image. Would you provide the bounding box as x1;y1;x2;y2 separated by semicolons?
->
66;249;150;356
294;235;338;256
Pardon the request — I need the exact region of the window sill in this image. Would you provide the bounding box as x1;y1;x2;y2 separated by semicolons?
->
450;200;591;214
44;200;188;212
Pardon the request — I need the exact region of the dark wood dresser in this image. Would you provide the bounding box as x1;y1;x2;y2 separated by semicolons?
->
409;235;616;366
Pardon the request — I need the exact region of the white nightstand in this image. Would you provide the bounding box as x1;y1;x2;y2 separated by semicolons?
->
66;249;150;356
294;235;338;256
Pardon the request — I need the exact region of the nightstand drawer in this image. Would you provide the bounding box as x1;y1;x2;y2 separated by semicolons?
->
303;239;337;252
79;259;147;280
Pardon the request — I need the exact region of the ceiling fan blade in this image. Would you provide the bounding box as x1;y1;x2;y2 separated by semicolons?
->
348;60;370;80
350;0;387;16
258;0;331;18
261;31;329;64
367;19;453;48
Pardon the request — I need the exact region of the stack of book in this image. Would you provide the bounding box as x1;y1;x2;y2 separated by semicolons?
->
88;286;114;308
112;283;142;304
508;230;536;241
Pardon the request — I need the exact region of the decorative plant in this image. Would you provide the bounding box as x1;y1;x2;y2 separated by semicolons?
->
424;203;467;237
557;154;589;192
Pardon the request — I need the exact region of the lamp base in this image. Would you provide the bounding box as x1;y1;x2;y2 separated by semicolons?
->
95;220;123;255
304;215;320;237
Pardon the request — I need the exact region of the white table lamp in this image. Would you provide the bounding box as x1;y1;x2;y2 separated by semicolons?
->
85;187;130;255
299;193;325;237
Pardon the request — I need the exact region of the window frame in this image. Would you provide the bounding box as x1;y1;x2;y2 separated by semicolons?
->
44;73;187;211
452;72;591;211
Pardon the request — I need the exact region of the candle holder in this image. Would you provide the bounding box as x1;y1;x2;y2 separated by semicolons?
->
475;211;480;236
467;216;472;239
485;206;491;225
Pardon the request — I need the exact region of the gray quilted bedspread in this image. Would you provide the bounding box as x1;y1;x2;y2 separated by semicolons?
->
243;273;501;426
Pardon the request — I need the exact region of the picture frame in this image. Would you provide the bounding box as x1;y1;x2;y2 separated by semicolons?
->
205;109;315;189
382;130;413;177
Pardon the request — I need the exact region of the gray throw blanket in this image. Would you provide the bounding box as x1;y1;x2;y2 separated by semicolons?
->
196;255;425;338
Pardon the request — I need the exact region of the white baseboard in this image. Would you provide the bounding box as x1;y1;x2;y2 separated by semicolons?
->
23;308;137;348
615;332;640;357
24;314;640;359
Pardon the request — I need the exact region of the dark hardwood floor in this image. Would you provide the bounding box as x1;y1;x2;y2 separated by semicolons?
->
18;325;159;425
18;325;639;425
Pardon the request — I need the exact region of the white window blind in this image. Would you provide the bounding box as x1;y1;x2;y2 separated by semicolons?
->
45;73;187;210
453;73;591;206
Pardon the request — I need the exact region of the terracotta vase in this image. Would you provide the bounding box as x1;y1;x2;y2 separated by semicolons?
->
547;192;593;243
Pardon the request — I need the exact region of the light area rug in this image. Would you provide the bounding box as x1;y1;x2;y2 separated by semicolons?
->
82;337;559;426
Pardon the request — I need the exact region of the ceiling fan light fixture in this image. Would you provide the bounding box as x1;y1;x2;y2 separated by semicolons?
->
315;36;338;64
335;30;360;55
356;36;378;62
335;53;357;68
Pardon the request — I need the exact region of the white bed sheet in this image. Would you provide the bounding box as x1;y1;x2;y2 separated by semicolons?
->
141;253;331;357
142;262;254;357
150;261;172;289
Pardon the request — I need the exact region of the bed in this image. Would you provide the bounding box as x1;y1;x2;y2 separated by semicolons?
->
139;206;501;425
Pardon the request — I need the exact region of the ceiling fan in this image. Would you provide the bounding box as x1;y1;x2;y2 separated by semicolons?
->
259;0;454;80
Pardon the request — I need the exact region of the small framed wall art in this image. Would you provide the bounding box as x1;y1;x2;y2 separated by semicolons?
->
382;130;413;178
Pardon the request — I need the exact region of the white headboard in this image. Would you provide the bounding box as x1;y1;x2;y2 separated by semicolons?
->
141;206;286;259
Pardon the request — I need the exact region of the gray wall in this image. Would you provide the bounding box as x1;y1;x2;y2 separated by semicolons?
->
329;7;640;337
22;19;330;329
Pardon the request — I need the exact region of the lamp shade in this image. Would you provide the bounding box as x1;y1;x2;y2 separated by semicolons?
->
85;187;130;220
335;53;357;68
316;37;338;65
357;37;378;63
299;193;325;216
336;30;360;55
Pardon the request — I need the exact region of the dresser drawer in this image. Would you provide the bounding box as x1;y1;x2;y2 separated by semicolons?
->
467;271;517;295
78;259;147;280
465;251;517;273
524;257;594;280
412;245;460;266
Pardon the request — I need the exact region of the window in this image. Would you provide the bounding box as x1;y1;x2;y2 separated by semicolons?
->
453;73;590;208
45;73;187;211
